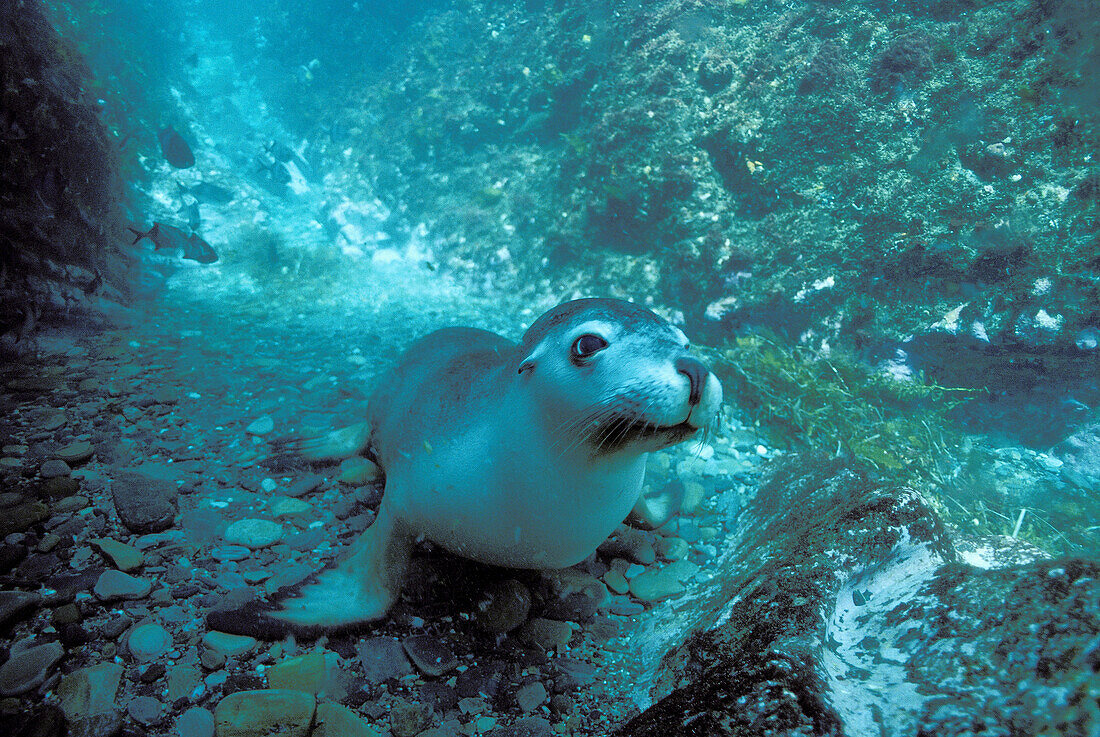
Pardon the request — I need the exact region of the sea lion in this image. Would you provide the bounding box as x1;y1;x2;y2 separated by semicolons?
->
210;298;722;635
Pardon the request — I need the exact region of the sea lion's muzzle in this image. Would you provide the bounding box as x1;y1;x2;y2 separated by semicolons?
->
675;356;709;406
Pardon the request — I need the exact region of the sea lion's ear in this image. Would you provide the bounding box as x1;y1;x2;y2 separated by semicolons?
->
518;344;545;374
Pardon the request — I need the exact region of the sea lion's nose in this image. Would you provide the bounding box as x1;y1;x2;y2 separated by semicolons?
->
675;357;708;406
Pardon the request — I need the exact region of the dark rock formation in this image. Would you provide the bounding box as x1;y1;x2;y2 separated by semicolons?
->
614;457;1099;736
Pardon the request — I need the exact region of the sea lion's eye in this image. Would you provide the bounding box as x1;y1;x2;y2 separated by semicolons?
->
571;334;608;360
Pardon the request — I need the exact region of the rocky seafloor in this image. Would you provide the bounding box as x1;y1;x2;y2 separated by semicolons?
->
0;289;1096;736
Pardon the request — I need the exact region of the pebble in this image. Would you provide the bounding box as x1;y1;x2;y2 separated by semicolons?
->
598;527;656;565
213;689;315;737
128;622;172;661
57;662;124;723
517;618;573;651
224;518;283;548
127;695;162;725
285;474;324;498
111;474;177;534
176;706;215;737
540;569;607;621
357;637;413;683
475;578;531;634
337;456;381;484
388;698;433;737
602;570;629;595
267;652;326;694
167;665;203;701
628;560;701;602
402;634;458;676
0;590;41;630
680;480;707;514
494;717;554;737
0;501;48;536
93;570;152;601
313;703;383;737
203;630;258;658
90;538;143;571
56;440;95;464
270;496;311;518
552;659;596;691
514;681;548;712
246;416;276;436
654;536;690;561
0;640;65;695
40;459;72;478
211;545;251;562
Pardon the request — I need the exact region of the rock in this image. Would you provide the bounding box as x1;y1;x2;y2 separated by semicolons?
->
223;519;283;548
127;622;172;661
602;570;629;595
203;630;257;658
269;496;311;518
613;457;1100;737
56;440;95;464
176;706;215;737
245;416;275;436
111;473;177;534
285;474;324;498
167;665;203;702
514;681;547;712
211;545;251;562
213;689;315;737
127;695;162;726
57;663;124;735
357;637;413;684
39;459;72;478
388;698;433;737
538;569;607;621
90;538;143;571
0;639;64;695
653;536;689;561
0;590;41;629
42;476;80;498
517;618;573;652
337;456;381;484
475;578;531;634
551;659;596;691
494;717;553;737
266;652;326;694
598;527;656;565
402;634;458;676
627;560;700;602
0;501;48;537
312;702;383;737
93;570;151;601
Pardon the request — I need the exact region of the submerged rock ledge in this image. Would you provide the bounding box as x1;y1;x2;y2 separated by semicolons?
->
615;457;1099;736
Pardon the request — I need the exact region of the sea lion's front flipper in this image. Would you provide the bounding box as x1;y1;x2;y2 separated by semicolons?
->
269;421;373;466
206;505;411;638
268;503;411;630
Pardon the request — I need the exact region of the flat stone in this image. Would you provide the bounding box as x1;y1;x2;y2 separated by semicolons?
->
203;630;257;658
551;659;596;691
628;560;700;602
0;640;65;695
475;578;531;634
514;681;547;712
223;519;283;548
111;473;177;534
40;459;72;478
603;570;629;595
213;689;315;737
266;652;326;694
57;662;123;722
337;457;381;484
176;706;215;737
493;717;554;737
246;416;275;436
539;569;607;621
517;618;573;652
167;665;203;702
90;538;143;571
211;545;251;562
388;698;433;737
0;590;41;629
285;474;324;498
127;623;172;661
269;496;311;518
0;501;48;537
44;477;81;498
654;536;690;561
56;440;95;464
312;703;383;737
127;695;162;725
357;637;413;683
402;634;458;676
93;570;152;601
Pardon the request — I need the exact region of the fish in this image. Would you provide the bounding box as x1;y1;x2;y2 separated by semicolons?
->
179;199;201;231
177;180;234;204
158;127;195;168
129;222;218;264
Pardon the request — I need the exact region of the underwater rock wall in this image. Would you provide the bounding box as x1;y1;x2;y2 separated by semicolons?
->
339;0;1100;362
0;0;132;345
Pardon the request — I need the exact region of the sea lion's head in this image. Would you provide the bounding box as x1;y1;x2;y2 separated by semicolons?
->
517;298;723;456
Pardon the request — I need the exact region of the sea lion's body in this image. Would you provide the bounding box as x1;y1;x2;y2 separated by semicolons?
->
214;298;723;634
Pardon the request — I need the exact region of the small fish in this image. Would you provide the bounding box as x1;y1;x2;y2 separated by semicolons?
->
158;126;195;168
179;199;201;231
129;222;217;264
